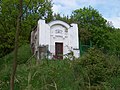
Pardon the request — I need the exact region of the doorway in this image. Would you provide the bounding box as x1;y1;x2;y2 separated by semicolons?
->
55;42;63;59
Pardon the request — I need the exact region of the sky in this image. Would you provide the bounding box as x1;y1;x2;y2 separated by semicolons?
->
52;0;120;28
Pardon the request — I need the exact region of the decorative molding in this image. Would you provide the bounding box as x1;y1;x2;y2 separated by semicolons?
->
55;29;63;34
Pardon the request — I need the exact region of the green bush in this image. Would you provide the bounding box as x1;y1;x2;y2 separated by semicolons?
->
15;59;77;90
0;44;32;90
17;44;32;64
0;46;120;90
73;47;120;89
0;44;32;66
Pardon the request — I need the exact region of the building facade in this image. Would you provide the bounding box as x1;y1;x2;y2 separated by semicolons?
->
31;19;80;59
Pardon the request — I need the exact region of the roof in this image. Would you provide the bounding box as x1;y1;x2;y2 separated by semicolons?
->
48;20;71;29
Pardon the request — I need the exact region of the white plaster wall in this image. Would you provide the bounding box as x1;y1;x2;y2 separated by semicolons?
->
70;24;80;58
38;20;50;45
49;24;69;56
67;24;79;58
38;20;46;46
36;19;80;59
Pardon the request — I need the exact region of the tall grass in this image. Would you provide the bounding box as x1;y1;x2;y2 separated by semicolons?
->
0;45;120;90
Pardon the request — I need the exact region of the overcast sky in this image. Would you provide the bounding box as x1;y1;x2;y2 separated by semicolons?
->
52;0;120;28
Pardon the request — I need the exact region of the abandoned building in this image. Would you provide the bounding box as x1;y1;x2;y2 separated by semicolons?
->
31;19;80;59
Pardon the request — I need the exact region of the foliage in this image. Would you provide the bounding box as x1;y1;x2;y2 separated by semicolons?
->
53;13;74;24
73;47;120;89
0;44;32;71
71;6;111;49
0;44;32;90
0;44;75;90
0;2;120;90
0;0;53;57
106;29;120;58
72;6;107;28
0;44;31;89
0;45;120;90
15;59;77;90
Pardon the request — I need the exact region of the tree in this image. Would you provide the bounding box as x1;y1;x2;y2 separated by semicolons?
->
72;6;107;28
0;0;53;89
10;0;23;89
107;29;120;58
0;0;53;58
74;47;120;89
71;6;109;48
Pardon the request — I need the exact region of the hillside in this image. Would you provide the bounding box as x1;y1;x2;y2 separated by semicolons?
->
0;44;120;90
1;1;120;90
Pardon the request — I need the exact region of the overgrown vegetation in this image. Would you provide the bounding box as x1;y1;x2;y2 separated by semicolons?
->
0;0;53;58
0;45;120;90
0;0;120;90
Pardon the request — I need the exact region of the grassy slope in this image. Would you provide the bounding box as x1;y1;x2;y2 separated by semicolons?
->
0;45;120;90
0;44;32;90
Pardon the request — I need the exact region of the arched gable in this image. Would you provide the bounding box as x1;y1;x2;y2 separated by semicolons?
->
48;20;70;29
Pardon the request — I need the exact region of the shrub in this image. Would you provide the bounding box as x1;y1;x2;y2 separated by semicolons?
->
73;47;120;89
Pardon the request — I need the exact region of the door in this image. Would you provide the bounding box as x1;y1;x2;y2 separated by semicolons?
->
55;42;63;59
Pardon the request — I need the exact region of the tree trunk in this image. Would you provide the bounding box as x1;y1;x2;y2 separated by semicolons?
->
10;0;22;90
